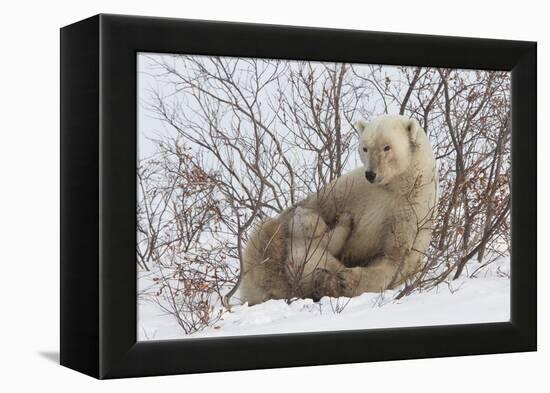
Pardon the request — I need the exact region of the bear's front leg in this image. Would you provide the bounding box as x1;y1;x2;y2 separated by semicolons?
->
312;251;420;299
331;248;424;296
311;256;361;300
312;267;353;301
336;261;398;295
312;262;394;299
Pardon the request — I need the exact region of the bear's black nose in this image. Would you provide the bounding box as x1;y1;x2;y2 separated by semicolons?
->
365;171;377;183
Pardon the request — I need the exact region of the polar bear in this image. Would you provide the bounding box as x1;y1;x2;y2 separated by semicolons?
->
239;114;437;305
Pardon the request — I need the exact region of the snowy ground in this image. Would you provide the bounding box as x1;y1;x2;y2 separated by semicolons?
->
137;259;510;341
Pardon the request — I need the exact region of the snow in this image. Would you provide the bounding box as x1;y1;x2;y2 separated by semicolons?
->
137;259;510;341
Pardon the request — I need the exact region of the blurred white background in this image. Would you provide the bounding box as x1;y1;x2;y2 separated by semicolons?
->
0;0;545;391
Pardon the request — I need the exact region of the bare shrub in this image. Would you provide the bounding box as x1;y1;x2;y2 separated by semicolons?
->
137;140;234;333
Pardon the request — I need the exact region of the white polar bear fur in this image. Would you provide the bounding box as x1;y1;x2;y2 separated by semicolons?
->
240;115;437;304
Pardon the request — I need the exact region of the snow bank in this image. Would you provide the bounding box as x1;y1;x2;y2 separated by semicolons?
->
138;271;510;341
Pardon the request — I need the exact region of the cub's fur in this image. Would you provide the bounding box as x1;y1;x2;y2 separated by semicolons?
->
240;207;352;305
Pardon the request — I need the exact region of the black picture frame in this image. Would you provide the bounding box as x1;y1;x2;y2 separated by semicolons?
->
60;14;536;379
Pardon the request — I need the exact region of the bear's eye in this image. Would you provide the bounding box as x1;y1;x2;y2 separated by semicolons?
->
384;145;391;152
362;147;368;153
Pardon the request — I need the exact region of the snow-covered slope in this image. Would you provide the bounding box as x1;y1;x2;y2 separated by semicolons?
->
138;264;510;341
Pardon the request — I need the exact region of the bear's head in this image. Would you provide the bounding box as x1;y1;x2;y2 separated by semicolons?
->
291;207;328;239
355;115;421;185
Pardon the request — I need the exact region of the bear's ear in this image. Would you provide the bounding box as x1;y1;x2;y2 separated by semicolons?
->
355;119;368;135
406;118;420;143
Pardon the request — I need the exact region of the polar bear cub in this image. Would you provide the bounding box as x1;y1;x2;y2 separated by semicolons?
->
286;207;353;298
